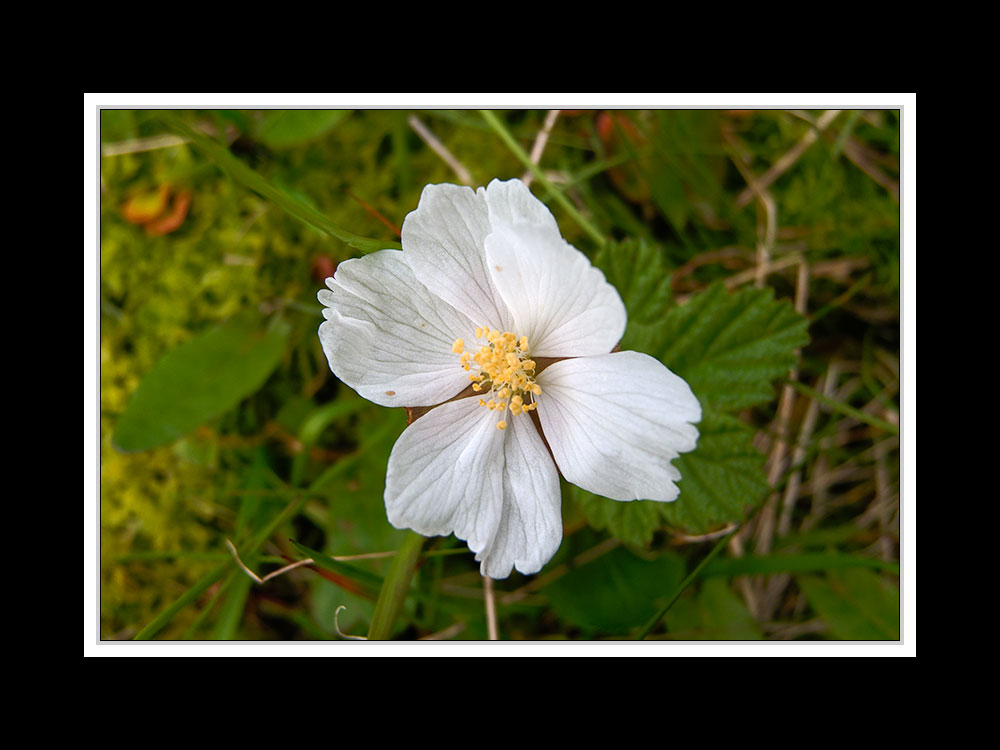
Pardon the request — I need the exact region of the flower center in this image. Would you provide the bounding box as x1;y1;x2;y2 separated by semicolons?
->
452;327;542;430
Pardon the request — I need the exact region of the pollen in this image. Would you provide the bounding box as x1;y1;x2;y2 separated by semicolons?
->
454;325;542;429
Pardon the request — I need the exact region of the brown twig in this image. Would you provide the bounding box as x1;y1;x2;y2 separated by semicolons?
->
734;110;841;209
522;110;561;188
408;115;475;186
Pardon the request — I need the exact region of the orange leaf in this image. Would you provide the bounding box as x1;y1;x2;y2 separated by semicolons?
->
144;189;191;236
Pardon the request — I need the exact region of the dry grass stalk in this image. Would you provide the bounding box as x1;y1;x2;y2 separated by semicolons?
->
408;115;475;186
522;110;561;187
735;110;841;209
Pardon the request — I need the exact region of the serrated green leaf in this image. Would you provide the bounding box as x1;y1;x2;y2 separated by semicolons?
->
593;244;809;414
570;414;769;540
544;547;684;633
113;314;290;452
569;484;665;548
655;282;810;413
582;244;808;538
798;569;900;640
662;414;770;532
256;110;350;148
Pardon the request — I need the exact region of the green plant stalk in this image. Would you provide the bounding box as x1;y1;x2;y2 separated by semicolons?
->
636;530;735;640
479;110;607;248
367;531;425;640
158;112;398;255
786;379;899;435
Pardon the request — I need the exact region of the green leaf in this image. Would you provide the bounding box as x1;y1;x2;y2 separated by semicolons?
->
571;414;769;540
113;314;290;452
544;547;684;634
797;569;900;640
255;110;350;148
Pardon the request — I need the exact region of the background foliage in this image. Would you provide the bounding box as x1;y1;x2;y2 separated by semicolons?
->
98;108;901;641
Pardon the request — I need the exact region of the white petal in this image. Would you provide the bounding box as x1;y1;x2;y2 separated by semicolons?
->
476;412;562;579
384;397;506;556
482;180;626;357
317;249;473;408
536;351;701;502
400;183;513;332
482;178;562;235
384;395;563;579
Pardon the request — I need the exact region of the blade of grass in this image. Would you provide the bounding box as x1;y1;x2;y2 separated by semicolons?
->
703;552;899;577
158;111;398;255
288;540;385;597
479;110;606;248
181;571;231;639
832;110;864;157
786;379;899;435
810;272;873;323
212;570;254;640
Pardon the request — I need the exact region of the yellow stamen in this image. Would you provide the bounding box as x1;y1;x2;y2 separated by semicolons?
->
453;324;541;421
496;420;507;431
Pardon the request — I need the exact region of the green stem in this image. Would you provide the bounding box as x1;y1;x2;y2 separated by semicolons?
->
479;110;607;248
636;530;735;640
367;531;425;640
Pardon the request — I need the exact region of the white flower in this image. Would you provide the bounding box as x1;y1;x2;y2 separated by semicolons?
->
318;179;701;579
